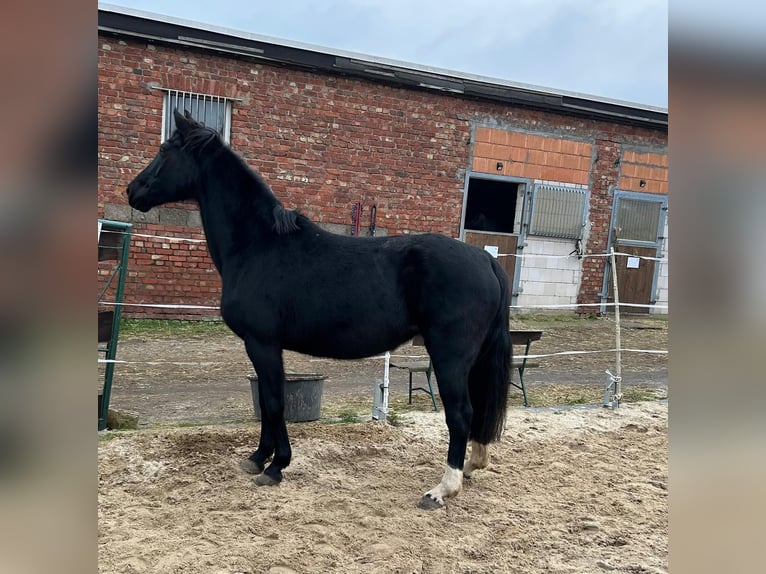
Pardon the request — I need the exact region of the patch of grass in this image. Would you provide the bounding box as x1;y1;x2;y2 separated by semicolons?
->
322;398;369;420
336;410;362;423
120;318;230;339
386;409;402;427
510;313;606;326
563;394;590;405
621;387;660;403
98;432;121;442
513;383;663;408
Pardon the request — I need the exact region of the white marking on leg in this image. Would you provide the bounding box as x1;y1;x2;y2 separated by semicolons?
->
424;466;463;506
464;441;489;478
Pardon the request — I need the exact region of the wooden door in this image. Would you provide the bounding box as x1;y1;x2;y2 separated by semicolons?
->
464;231;518;286
607;245;657;314
606;193;666;314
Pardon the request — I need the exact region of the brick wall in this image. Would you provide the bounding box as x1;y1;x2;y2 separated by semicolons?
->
98;34;667;319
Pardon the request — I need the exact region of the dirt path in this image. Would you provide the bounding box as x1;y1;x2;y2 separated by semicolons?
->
105;315;667;426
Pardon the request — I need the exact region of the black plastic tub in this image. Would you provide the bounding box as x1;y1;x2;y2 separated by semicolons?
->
247;373;325;422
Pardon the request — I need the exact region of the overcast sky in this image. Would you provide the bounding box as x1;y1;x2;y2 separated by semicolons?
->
104;0;668;108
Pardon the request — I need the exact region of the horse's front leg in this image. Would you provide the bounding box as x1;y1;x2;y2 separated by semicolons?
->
240;339;291;486
418;378;472;510
239;382;275;475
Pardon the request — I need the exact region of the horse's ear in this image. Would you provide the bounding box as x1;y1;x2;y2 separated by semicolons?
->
173;108;195;136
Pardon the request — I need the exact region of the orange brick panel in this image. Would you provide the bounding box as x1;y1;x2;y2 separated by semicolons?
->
561;154;580;169
488;129;510;145
525;134;546;151
632;165;654;180
509;146;527;162
620;163;637;177
541;137;563;152
540;166;558;181
546;152;563;167
473;141;493;158
651;167;668;182
503;161;527;177
492;144;512;160
572;170;590;185
525;165;543;179
576;142;593;157
560;140;579;155
475;127;492;143
473;157;491;173
578;156;593;171
621;176;665;194
508;131;527;147
527;149;546;165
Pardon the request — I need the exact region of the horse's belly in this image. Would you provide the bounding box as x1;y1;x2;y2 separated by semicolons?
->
287;326;415;360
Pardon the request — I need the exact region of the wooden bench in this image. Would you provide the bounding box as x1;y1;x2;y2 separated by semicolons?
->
389;330;542;410
389;335;438;411
510;330;543;407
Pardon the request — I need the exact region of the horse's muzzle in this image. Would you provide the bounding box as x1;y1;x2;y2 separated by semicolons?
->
126;182;151;212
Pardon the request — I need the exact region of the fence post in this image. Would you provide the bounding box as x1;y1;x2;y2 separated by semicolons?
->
606;247;623;407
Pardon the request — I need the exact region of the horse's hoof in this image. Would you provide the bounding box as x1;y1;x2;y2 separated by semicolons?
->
417;494;444;511
240;458;264;475
254;473;281;487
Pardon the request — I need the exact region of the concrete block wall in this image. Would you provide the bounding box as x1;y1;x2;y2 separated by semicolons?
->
653;214;669;314
516;236;584;311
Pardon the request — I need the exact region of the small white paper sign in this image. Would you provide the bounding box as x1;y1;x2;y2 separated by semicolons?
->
627;256;640;269
484;245;499;258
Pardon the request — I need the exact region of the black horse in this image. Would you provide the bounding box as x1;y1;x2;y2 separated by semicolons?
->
127;110;512;509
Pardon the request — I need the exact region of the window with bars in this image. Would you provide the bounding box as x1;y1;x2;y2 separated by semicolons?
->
528;184;588;239
162;90;232;143
614;198;663;243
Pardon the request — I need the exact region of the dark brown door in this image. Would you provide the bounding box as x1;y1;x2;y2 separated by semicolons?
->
464;231;518;286
608;245;657;314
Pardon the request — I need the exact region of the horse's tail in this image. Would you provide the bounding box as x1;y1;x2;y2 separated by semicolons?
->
468;258;512;444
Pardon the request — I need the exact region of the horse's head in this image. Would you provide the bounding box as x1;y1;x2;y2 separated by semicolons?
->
127;109;208;212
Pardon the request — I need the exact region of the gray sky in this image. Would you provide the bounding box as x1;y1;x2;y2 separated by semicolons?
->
105;0;668;108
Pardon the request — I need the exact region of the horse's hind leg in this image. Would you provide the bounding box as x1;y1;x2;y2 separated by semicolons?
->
240;340;291;486
463;359;492;478
464;441;489;478
417;357;473;510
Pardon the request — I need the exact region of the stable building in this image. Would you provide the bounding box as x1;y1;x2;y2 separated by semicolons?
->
98;4;668;320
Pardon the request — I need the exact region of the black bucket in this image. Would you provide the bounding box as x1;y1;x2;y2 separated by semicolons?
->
248;373;325;422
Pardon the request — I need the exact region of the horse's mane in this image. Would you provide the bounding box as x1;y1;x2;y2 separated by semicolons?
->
182;125;221;154
184;124;305;236
273;205;302;234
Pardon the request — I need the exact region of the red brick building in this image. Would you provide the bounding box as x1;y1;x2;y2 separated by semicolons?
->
98;6;668;320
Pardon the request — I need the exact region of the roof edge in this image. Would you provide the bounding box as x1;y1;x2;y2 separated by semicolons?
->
98;3;668;129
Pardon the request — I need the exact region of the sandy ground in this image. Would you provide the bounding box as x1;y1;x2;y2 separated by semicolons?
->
99;316;667;573
98;402;667;574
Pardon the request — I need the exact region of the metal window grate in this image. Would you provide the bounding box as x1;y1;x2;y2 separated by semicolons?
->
529;185;588;239
615;198;662;242
163;90;231;142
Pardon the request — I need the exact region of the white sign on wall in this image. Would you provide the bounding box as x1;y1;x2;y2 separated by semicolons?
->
483;245;499;258
627;256;640;269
